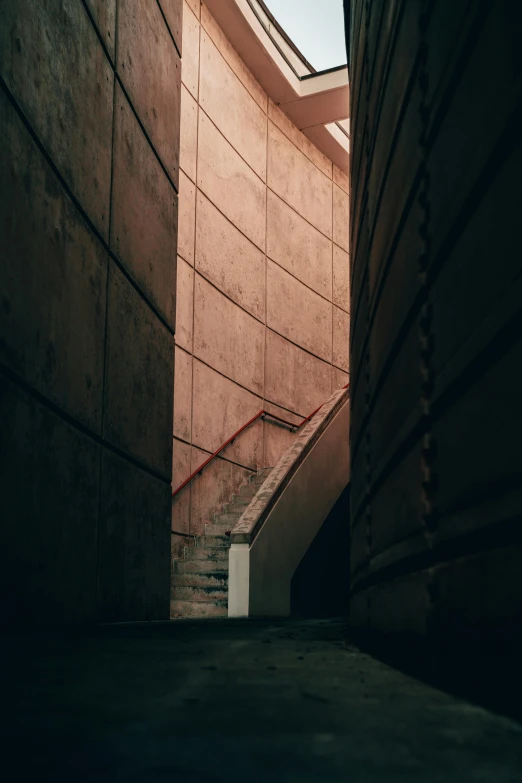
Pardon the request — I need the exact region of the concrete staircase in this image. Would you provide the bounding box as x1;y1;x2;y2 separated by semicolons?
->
170;468;273;618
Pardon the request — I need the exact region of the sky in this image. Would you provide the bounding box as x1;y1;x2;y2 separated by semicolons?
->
263;0;347;72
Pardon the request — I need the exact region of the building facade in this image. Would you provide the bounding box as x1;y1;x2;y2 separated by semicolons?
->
172;0;350;555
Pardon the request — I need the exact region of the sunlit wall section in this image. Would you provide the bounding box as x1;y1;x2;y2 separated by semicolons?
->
172;0;350;546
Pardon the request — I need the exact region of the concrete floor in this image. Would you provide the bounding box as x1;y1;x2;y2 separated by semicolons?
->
3;619;521;781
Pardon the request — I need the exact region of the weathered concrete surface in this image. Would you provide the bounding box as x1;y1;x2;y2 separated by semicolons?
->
104;264;174;479
118;0;181;185
267;122;332;238
0;377;100;625
193;274;265;395
189;447;254;536
181;0;200;98
192;359;263;467
267;190;332;299
267;261;332;362
268;98;332;177
333;183;349;252
229;389;350;617
111;84;177;329
348;0;522;643
199;30;267;179
1;0;182;624
177;170;196;264
173;346;192;441
84;0;116;60
4;620;521;781
173;1;350;552
333;307;350;371
179;84;198;183
197;111;266;250
158;0;183;54
333;245;350;311
265;330;332;415
202;1;268;111
0;88;107;433
175;256;194;351
0;0;114;240
196;191;266;320
97;450;171;622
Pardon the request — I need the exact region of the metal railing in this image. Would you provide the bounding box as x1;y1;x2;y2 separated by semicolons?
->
172;384;349;500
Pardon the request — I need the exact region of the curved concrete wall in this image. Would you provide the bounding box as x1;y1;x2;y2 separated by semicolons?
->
0;0;182;623
349;0;522;643
172;0;350;546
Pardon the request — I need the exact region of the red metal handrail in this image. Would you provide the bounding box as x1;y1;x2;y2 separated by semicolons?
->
172;384;349;499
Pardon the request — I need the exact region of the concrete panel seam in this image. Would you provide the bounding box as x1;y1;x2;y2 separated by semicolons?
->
267;117;334;183
95;5;120;616
427;97;522;289
80;0;116;68
187;10;202;535
82;0;181;195
266;184;333;244
0;362;172;486
115;74;179;195
362;0;372;579
108;251;175;336
350;514;522;598
418;0;437;542
0;76;175;338
173;435;257;474
155;0;182;59
266;253;341;311
199;107;265;185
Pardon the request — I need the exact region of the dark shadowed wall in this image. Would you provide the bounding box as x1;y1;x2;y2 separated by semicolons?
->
0;0;182;624
348;0;522;644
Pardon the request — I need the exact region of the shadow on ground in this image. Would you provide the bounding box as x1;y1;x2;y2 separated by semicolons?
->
3;619;521;781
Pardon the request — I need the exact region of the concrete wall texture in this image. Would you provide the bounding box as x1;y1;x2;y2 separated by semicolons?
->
172;0;351;546
348;0;522;642
0;0;182;624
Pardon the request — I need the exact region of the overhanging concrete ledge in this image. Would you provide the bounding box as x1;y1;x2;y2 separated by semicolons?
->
204;0;350;171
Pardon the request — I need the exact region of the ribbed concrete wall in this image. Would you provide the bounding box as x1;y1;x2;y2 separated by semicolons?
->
0;0;182;623
349;0;522;642
172;0;350;545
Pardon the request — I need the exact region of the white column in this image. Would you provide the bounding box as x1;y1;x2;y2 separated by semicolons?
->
228;543;250;617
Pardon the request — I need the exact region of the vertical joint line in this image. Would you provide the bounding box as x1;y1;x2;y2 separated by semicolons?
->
363;0;372;570
417;0;437;546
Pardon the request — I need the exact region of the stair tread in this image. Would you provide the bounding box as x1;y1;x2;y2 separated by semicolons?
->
173;572;228;588
171;469;275;618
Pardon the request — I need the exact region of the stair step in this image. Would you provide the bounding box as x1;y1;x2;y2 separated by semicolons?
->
206;526;234;538
249;470;272;486
238;484;260;499
173;570;228;588
213;512;244;528
215;510;243;523
196;534;231;548
231;494;250;505
170;599;228;619
173;584;228;602
175;557;229;574
182;547;228;562
222;501;249;514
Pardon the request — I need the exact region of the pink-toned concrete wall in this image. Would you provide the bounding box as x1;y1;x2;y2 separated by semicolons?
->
172;0;350;547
